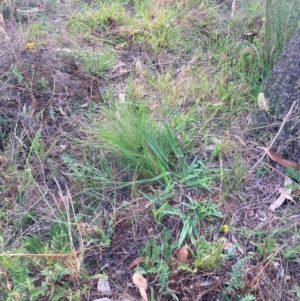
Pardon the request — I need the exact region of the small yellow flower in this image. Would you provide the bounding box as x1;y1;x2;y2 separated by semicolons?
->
261;17;266;22
26;41;35;50
220;225;229;233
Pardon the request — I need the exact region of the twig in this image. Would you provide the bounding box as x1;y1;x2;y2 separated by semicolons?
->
245;115;300;132
249;101;297;173
231;0;236;17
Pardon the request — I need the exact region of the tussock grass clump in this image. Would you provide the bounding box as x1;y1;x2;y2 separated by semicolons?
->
67;2;128;35
97;104;174;180
77;47;116;76
74;102;217;189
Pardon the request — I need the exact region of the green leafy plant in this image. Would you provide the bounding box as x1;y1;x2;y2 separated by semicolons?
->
144;190;223;248
78;48;116;76
240;293;256;301
34;76;49;91
280;226;300;262
227;258;246;290
255;164;270;177
10;65;24;83
286;166;300;182
225;256;251;295
251;232;276;260
27;130;45;160
292;285;300;300
0;221;79;301
281;244;300;262
138;228;177;294
175;198;223;247
192;236;225;271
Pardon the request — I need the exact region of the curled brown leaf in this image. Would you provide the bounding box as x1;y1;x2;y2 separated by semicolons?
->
129;257;146;269
177;245;188;263
132;273;148;301
258;147;300;170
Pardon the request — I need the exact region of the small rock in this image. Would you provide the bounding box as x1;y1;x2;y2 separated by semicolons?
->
97;276;111;294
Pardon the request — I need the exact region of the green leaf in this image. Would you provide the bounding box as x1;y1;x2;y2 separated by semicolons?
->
178;221;190;248
49;104;55;121
29;284;47;300
90;274;106;279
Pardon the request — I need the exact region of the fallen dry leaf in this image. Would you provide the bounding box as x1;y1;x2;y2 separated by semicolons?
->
81;102;90;108
132;273;148;301
242;46;255;54
118;93;125;103
0;156;6;164
148;102;161;110
278;187;295;203
55;47;72;53
204;145;215;151
258;147;300;170
132;272;147;289
97;275;111;294
0;25;9;43
135;59;143;74
268;176;293;211
177;245;188;263
6;279;11;291
129;257;146;269
233;135;246;147
58;106;67;116
231;0;236;16
0;265;10;292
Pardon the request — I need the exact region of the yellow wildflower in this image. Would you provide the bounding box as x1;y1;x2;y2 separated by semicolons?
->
220;225;229;233
26;41;35;50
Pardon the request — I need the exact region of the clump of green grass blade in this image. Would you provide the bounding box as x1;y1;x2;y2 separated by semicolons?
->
67;2;127;35
67;0;180;52
77;48;116;77
93;103;176;179
81;103;217;188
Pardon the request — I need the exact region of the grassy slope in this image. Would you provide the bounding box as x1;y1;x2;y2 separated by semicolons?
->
0;0;300;300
